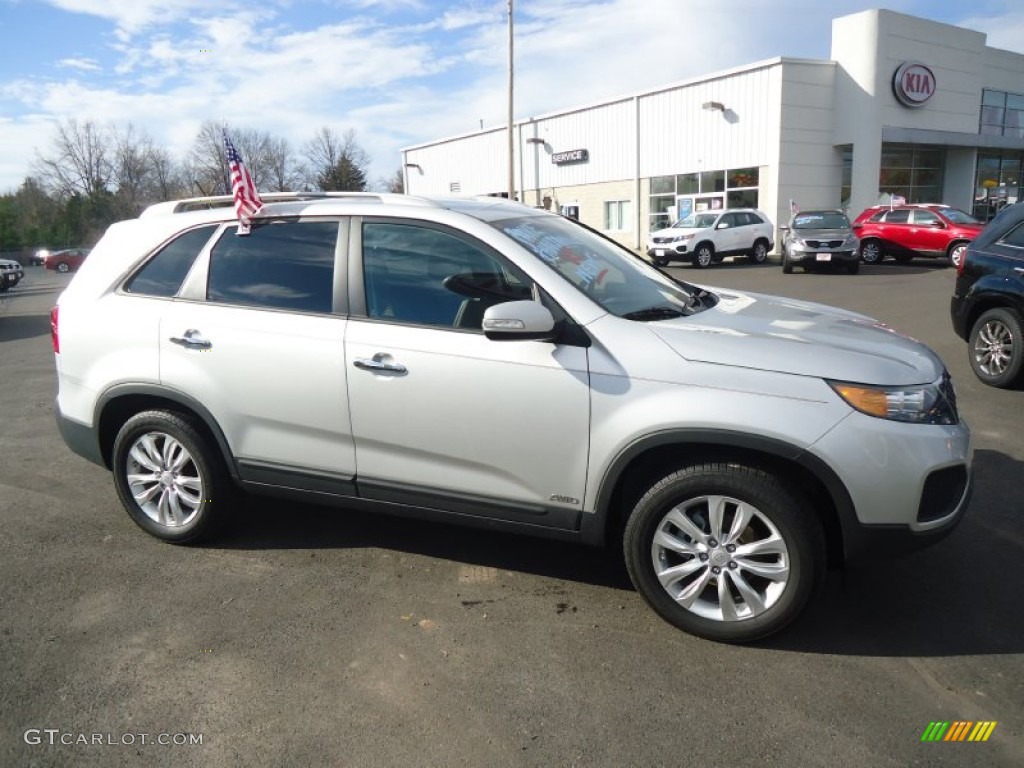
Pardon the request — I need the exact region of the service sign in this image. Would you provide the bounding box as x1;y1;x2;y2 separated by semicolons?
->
552;149;589;165
893;62;936;108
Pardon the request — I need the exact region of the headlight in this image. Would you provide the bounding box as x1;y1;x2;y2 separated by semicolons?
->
673;234;695;242
828;376;958;425
842;234;858;246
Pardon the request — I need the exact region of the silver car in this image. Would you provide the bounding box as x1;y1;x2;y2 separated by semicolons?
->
781;210;860;274
52;193;972;643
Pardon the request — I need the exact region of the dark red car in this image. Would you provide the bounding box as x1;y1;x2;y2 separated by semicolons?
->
852;204;983;268
44;248;90;273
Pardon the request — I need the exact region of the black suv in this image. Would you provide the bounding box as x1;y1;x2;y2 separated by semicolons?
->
950;203;1024;388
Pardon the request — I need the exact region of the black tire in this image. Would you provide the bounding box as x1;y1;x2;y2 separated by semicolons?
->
111;410;235;543
968;308;1024;389
652;256;670;267
846;260;860;275
623;463;824;643
748;239;769;265
860;239;883;265
57;262;70;273
692;243;715;269
947;241;969;269
782;254;794;274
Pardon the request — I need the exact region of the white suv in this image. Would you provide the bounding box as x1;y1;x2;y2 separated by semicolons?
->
646;208;774;268
52;193;972;643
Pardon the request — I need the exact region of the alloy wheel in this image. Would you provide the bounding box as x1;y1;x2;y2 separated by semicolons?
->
125;432;204;528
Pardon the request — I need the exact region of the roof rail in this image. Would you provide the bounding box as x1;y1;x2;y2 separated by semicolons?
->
139;192;437;218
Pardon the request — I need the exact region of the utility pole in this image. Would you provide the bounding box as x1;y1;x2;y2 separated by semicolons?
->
507;0;515;200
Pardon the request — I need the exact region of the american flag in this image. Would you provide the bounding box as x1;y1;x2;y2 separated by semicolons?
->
223;129;263;234
789;199;799;215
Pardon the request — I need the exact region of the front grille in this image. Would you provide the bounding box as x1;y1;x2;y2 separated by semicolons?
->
917;465;968;522
806;240;845;249
653;237;673;244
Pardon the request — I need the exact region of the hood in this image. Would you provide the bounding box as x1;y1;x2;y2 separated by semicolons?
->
650;226;704;239
649;289;943;386
791;228;853;239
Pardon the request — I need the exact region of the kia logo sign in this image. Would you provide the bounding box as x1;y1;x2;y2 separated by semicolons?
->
893;62;936;108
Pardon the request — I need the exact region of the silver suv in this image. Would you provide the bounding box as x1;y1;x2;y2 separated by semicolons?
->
52;193;972;643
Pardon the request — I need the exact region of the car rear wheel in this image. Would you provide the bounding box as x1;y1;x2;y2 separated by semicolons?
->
748;240;769;265
969;308;1024;389
948;241;969;269
860;239;883;265
692;243;715;269
112;410;235;543
623;463;823;643
57;262;70;273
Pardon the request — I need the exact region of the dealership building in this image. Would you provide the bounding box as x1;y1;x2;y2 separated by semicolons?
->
400;8;1024;251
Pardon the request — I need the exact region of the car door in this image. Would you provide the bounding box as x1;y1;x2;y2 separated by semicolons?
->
158;218;357;492
715;212;742;254
909;209;948;256
344;217;590;531
879;208;913;253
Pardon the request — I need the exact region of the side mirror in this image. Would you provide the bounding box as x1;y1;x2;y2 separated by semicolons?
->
929;220;945;228
717;222;730;229
482;301;556;342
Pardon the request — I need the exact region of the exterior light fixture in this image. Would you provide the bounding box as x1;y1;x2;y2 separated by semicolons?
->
525;138;546;145
702;101;726;112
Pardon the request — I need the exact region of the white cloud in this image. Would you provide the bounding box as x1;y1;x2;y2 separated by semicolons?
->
57;57;101;71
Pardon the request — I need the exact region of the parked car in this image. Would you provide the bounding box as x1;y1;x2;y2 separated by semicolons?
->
0;258;25;291
31;249;50;266
44;248;90;273
646;208;773;268
852;204;983;268
950;202;1024;388
780;210;860;274
53;192;971;643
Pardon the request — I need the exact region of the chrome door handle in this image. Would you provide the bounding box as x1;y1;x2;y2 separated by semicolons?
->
169;329;212;350
353;356;407;374
1014;267;1024;274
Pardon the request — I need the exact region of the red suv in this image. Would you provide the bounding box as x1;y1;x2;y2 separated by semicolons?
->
852;204;983;268
44;248;90;273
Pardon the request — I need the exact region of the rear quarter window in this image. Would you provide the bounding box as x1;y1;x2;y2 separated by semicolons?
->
124;225;219;297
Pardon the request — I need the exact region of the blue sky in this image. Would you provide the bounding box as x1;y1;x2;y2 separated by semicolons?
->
1;0;1023;194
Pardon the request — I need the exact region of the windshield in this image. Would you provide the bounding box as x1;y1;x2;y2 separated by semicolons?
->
492;215;712;319
673;213;719;229
793;212;850;230
939;208;979;224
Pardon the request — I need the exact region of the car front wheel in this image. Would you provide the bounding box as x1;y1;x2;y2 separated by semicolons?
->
623;463;823;643
57;262;70;273
112;410;235;543
692;243;715;268
969;308;1024;389
948;241;969;269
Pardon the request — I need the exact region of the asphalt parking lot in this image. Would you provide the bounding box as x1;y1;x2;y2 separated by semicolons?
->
1;261;1021;767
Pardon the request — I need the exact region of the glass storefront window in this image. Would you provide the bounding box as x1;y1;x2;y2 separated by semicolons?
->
975;151;1023;221
983;89;1006;107
727;167;759;188
879;143;945;204
727;190;758;209
676;173;699;194
650;176;674;194
700;170;725;192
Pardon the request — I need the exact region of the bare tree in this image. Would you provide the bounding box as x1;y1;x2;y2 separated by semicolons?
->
188;120;231;196
264;136;301;192
303;127;371;192
384;168;404;194
34;119;114;199
189;121;297;195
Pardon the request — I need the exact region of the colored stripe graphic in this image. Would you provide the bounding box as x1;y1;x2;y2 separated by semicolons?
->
921;722;949;741
921;721;997;742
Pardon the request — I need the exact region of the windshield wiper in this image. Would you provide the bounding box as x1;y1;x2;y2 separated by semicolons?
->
622;306;687;321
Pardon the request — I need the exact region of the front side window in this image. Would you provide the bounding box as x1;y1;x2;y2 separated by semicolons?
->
207;220;338;313
125;225;218;297
493;214;705;319
911;210;940;225
362;222;533;330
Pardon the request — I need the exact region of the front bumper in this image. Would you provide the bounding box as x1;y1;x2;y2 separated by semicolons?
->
647;243;690;258
787;248;858;264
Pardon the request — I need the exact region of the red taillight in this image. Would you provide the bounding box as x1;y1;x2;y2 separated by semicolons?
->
50;306;59;353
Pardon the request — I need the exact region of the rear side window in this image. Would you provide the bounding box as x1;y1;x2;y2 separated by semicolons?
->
882;209;911;223
125;225;218;297
1000;222;1024;248
207;220;338;313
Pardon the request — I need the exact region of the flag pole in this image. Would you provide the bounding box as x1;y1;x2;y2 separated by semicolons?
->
507;0;515;201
